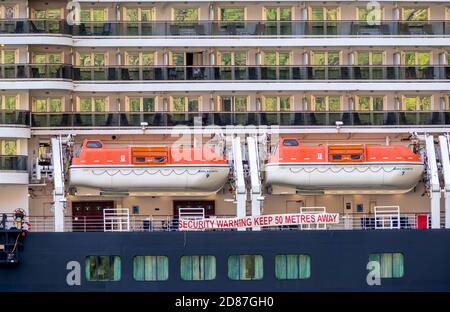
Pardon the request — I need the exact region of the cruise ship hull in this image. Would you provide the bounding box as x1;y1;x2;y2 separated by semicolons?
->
1;230;450;292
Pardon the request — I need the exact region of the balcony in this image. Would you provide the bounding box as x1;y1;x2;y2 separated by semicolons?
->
0;19;71;35
0;156;27;171
30;111;450;128
0;64;72;79
0;156;28;185
0;110;30;126
1;20;449;37
60;65;450;81
0;64;446;81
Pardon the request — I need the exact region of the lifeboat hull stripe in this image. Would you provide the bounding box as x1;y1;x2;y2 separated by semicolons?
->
70;164;230;168
266;162;422;166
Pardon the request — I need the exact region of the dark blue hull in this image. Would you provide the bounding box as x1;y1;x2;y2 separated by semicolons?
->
1;230;450;292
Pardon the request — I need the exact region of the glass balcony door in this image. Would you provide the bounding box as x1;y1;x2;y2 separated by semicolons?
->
220;96;248;125
122;7;154;36
311;51;340;80
31;8;63;33
309;7;339;35
172;8;200;36
264;7;292;36
217;51;247;80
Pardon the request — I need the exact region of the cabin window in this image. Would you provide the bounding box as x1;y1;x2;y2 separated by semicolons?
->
173;8;199;21
219;8;245;21
228;255;263;280
0;95;18;110
127;97;156;112
332;155;342;160
263;51;291;66
357;7;383;21
283;139;299;147
123;7;154;22
135;157;146;162
32;97;63;112
310;7;339;21
219;96;248;112
402;95;432;111
180;255;216;281
312;96;342;111
262;96;292;111
85;256;121;281
402;51;431;66
86;141;103;149
0;50;17;64
133;256;169;281
125;52;155;66
275;254;311;280
0;139;17;155
351;155;361;160
402;8;428;21
171;96;200;112
356;96;384;111
80;7;107;22
369;253;404;278
265;7;292;21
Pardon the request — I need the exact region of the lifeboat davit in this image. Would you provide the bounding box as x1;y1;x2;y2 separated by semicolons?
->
265;138;424;194
70;140;230;194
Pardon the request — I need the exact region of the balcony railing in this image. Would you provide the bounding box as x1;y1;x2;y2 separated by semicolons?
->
0;64;72;79
74;65;450;81
0;110;30;126
30;111;450;128
1;20;450;36
3;64;449;81
0;19;71;34
0;156;27;171
0;212;431;232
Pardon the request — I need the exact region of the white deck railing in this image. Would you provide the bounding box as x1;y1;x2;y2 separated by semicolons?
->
0;212;437;232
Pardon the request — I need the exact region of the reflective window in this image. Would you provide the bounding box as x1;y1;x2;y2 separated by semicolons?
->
85;256;121;281
174;8;199;21
180;256;216;281
275;255;311;280
220;8;245;21
134;256;169;281
369;253;404;278
228;255;263;280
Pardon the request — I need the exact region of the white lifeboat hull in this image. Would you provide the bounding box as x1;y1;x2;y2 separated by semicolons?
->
70;165;230;194
265;163;424;193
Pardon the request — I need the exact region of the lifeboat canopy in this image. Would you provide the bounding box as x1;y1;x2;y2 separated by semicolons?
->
69;140;230;196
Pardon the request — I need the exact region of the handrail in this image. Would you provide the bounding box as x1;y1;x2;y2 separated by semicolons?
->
1;64;449;80
1;19;450;36
30;111;450;128
0;110;30;126
7;212;433;232
0;155;28;171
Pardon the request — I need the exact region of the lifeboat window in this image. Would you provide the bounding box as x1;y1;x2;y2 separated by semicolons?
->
153;156;166;163
86;141;103;149
351;155;361;160
332;155;342;160
283;139;299;147
135;157;146;163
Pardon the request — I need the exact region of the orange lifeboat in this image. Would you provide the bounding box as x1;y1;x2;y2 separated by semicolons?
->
70;140;230;194
264;138;424;194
